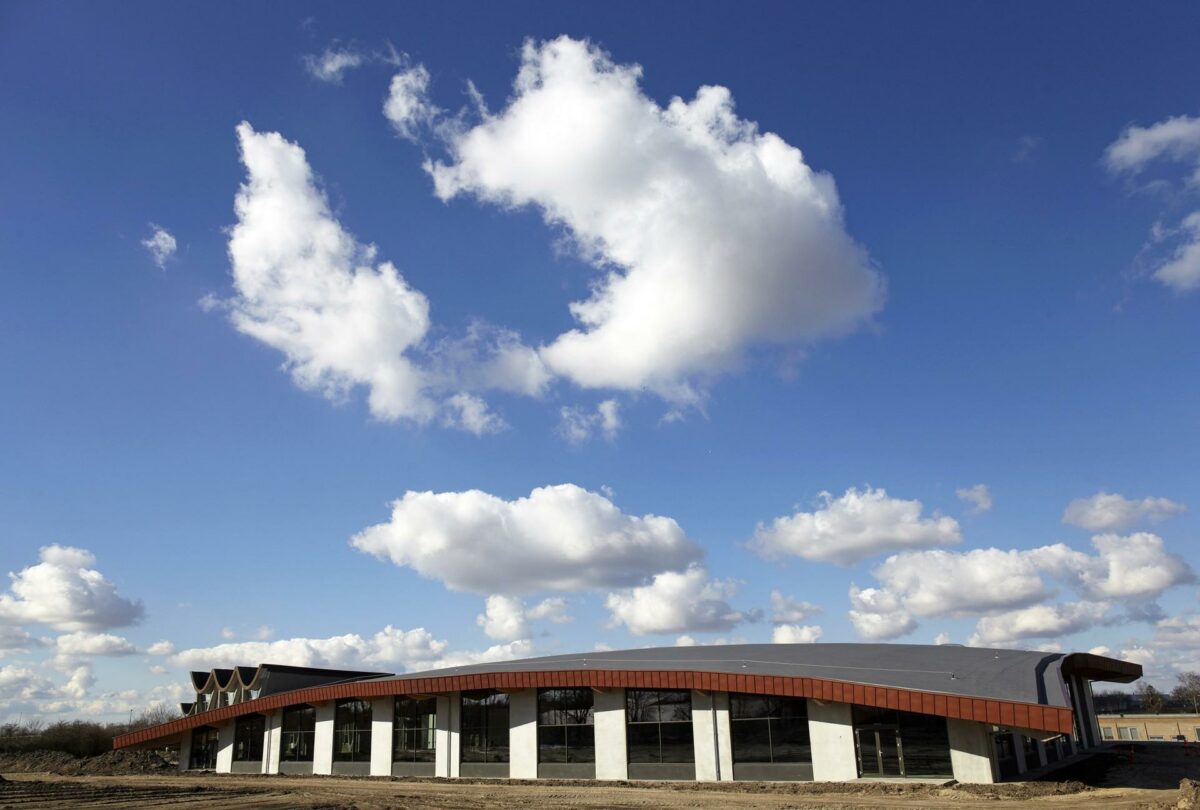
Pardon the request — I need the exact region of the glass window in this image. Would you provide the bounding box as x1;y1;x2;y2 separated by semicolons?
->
851;706;951;777
626;689;694;764
730;694;810;764
537;688;594;763
189;726;219;769
1118;726;1139;741
281;704;316;762
333;698;372;762
461;691;510;763
393;696;437;763
1101;727;1114;740
233;713;265;762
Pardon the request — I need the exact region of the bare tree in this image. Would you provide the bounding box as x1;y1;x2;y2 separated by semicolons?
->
1173;672;1200;714
1137;682;1165;714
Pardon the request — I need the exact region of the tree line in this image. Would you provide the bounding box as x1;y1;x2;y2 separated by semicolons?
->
0;705;180;758
1094;672;1200;715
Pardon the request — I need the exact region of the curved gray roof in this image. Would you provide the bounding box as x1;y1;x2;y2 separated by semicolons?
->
371;643;1085;707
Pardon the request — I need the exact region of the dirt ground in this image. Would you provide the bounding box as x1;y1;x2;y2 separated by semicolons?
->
2;743;1198;809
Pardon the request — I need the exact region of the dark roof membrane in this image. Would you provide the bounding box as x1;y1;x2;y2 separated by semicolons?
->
365;643;1139;708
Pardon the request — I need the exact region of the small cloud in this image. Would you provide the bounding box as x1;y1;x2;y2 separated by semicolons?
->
557;400;621;445
253;626;274;641
141;225;177;269
934;632;951;645
303;47;365;84
955;484;993;516
220;627;235;640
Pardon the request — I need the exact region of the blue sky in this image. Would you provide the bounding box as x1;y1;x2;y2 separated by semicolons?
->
2;1;1199;718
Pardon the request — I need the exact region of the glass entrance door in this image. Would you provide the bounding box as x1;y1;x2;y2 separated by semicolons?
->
855;727;903;777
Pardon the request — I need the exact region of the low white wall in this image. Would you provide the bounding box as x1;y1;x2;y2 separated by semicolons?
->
947;718;996;784
509;689;538;779
594;688;627;780
264;711;282;774
215;722;235;774
807;700;857;782
313;702;335;775
370;696;394;777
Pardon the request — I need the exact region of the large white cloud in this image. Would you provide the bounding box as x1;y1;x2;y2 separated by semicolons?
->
167;625;528;673
222;123;547;431
1062;492;1186;532
605;566;756;636
1103;114;1200;293
53;632;139;660
351;483;702;594
425;36;884;400
751;487;961;565
848;533;1193;641
969;601;1111;647
0;546;143;632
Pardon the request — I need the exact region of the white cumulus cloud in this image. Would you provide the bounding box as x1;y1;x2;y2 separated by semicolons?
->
141;225;176;268
0;546;143;632
352;483;702;594
426;36;884;402
475;594;569;641
751;487;961;565
969;601;1111;647
847;585;917;641
167;625;528;673
772;624;823;644
221;122;544;429
1063;492;1185;532
848;533;1193;641
53;631;139;660
605;566;757;636
1104;113;1200;293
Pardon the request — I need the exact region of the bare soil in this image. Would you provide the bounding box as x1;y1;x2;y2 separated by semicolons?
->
1;743;1197;809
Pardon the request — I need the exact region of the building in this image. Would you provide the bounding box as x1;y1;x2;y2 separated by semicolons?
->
1098;713;1200;742
113;643;1140;784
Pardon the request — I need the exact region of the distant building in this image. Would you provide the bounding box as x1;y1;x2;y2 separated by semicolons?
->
1098;713;1200;742
115;643;1139;784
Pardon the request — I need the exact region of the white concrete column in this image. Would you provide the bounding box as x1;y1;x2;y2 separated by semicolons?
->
215;722;235;774
594;688;627;781
313;702;335;775
370;696;394;777
435;693;461;778
947;718;996;784
714;691;733;781
1034;739;1048;767
178;730;192;772
808;700;857;782
692;690;734;782
508;689;538;779
264;711;282;775
1012;733;1027;774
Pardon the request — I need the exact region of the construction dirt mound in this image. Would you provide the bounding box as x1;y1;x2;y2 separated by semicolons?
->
0;749;175;776
1178;778;1200;809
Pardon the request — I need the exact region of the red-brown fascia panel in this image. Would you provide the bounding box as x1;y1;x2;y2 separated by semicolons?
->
113;668;1074;749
